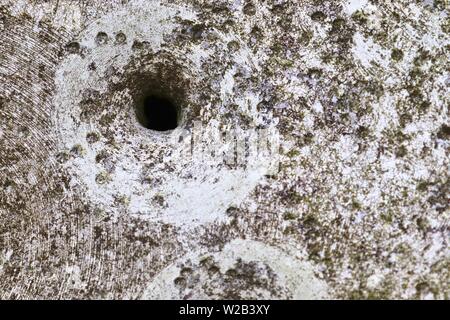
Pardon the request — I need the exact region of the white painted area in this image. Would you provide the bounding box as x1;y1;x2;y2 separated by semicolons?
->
53;0;275;228
352;32;390;69
142;239;329;300
343;0;368;15
220;67;236;105
312;100;323;113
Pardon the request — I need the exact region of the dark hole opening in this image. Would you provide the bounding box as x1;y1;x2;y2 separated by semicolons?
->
137;95;179;132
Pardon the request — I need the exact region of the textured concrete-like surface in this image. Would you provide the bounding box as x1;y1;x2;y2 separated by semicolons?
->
0;0;448;299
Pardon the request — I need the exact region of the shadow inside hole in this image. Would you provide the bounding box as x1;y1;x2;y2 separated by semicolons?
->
136;94;180;132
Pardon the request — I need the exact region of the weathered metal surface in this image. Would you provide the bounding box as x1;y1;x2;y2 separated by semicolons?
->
0;0;448;299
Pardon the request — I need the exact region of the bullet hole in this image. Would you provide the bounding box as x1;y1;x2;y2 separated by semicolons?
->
115;32;127;44
208;265;220;275
437;124;450;140
391;48;404;62
136;94;180;131
66;41;80;54
95;32;109;45
131;40;151;51
311;11;326;21
152;194;167;207
225;268;237;277
131;40;144;50
88;62;97;71
119;56;196;133
95;171;111;185
331;18;346;33
70;144;84;157
174;277;187;287
243;3;256;16
191;24;205;41
227;40;240;52
86;131;100;144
